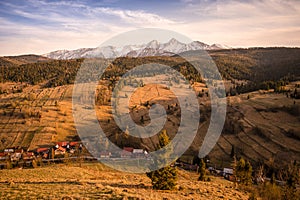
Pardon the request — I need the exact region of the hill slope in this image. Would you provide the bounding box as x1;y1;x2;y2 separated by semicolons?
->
0;48;299;171
0;163;249;200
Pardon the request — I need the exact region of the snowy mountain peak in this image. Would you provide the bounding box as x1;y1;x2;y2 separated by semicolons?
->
210;43;231;49
146;40;159;49
43;39;230;59
166;38;183;46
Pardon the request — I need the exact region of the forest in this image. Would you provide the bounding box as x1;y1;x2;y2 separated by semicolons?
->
0;47;299;94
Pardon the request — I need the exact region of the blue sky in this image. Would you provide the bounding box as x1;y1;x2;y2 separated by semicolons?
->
0;0;299;55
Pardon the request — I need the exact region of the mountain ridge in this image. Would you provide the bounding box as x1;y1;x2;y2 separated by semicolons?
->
43;38;230;59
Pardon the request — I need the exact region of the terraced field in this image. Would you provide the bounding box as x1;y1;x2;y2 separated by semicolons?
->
210;88;300;167
0;80;299;169
0;83;76;150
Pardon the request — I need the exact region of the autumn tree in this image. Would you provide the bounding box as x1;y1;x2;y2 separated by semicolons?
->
235;157;253;185
284;161;300;200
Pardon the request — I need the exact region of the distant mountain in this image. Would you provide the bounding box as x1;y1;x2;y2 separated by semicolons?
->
43;38;230;59
0;54;51;66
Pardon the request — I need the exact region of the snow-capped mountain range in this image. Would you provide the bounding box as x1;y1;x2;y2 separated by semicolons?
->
43;38;230;59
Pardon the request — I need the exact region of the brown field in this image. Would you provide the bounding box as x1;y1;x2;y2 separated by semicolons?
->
0;163;249;200
0;83;76;151
0;80;300;168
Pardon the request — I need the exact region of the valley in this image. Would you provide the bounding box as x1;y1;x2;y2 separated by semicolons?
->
0;47;299;199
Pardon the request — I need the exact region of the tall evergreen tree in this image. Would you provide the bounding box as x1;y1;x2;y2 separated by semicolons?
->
146;130;177;190
198;159;207;181
230;145;236;158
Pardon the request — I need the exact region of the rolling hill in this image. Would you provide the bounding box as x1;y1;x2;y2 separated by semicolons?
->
0;47;299;174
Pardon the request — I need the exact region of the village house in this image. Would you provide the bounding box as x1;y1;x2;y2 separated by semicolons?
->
132;149;148;158
120;147;134;158
69;141;79;148
36;147;50;159
56;141;69;148
11;149;24;162
22;152;35;161
0;152;9;161
223;168;233;175
4;147;15;154
54;146;66;156
99;151;111;158
223;168;235;181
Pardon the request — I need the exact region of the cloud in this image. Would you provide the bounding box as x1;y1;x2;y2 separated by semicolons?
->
0;0;178;55
169;0;300;47
0;0;299;55
92;7;176;25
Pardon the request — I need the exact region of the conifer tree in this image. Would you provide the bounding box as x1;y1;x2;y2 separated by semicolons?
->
146;130;177;190
198;159;207;181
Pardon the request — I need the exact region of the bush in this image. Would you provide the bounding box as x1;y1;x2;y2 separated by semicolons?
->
146;165;177;190
283;161;300;200
259;182;282;200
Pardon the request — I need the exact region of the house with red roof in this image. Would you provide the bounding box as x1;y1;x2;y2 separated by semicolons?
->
56;141;69;148
0;152;9;161
120;147;134;158
54;146;66;155
22;152;35;161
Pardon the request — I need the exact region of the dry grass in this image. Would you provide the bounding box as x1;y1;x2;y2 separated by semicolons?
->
0;163;249;200
0;84;76;150
0;80;299;168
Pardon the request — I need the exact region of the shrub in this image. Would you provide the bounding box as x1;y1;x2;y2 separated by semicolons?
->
283;161;300;200
259;182;282;200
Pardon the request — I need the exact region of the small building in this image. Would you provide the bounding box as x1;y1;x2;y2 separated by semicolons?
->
56;141;69;148
15;149;24;154
23;152;35;161
36;148;50;159
99;151;111;158
123;147;134;152
223;168;233;175
132;149;148;158
132;149;144;154
36;147;49;154
11;152;22;162
120;147;134;158
0;152;9;161
69;141;79;147
4;147;15;153
54;146;66;155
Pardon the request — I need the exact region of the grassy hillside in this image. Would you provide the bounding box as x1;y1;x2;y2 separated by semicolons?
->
0;163;249;200
0;48;299;174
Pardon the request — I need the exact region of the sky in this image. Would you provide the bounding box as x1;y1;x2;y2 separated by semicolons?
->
0;0;299;56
